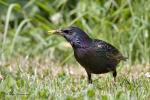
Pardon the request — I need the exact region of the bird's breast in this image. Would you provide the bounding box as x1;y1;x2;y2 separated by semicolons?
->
74;48;88;59
74;48;96;68
73;47;118;74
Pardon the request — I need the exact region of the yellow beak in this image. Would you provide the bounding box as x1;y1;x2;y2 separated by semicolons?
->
48;30;57;34
48;29;63;35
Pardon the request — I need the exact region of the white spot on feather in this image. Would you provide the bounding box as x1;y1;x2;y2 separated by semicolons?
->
97;44;102;48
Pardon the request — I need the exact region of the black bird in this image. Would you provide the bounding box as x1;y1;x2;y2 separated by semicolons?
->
48;26;126;83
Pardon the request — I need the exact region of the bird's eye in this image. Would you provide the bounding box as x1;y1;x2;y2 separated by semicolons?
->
63;30;72;34
63;30;69;33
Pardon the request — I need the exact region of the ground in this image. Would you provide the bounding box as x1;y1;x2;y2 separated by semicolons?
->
0;57;149;100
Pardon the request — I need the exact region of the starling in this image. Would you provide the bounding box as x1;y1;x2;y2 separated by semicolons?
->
48;26;127;83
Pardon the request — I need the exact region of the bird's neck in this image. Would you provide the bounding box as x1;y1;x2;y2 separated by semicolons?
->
70;36;92;49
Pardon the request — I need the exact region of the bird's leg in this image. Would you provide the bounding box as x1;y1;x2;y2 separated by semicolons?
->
87;72;92;84
113;70;117;82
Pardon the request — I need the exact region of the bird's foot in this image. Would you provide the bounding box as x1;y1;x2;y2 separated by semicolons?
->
88;79;92;84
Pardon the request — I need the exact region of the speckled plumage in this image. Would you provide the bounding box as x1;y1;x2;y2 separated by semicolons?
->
53;26;126;83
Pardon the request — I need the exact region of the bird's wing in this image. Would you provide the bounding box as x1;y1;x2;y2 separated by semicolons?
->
92;39;126;62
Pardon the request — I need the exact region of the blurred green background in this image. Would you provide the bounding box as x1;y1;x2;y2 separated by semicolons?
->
0;0;149;65
0;0;150;99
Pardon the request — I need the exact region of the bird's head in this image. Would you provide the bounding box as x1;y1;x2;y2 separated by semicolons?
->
48;26;92;48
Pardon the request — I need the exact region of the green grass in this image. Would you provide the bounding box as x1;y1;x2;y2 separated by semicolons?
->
0;58;150;99
0;0;150;99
